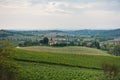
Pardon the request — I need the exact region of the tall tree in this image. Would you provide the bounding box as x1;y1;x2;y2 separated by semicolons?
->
93;38;100;49
43;37;49;45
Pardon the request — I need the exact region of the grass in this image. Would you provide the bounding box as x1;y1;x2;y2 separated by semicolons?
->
14;49;120;69
19;46;109;55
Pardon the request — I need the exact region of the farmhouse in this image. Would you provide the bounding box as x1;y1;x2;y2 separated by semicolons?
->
49;38;57;45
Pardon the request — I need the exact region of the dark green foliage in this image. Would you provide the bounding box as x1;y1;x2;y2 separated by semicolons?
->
43;37;49;45
39;39;44;44
19;40;40;47
69;42;75;46
93;40;100;49
52;43;67;47
18;43;24;47
39;37;49;45
23;40;33;46
80;39;100;49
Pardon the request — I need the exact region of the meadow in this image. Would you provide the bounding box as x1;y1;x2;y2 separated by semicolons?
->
13;46;120;80
19;46;109;55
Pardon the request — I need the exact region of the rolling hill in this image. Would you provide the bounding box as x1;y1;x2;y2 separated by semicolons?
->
13;47;120;80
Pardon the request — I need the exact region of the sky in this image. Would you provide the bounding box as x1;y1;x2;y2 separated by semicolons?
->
0;0;120;30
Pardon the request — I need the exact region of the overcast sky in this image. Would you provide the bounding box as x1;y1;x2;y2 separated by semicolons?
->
0;0;120;30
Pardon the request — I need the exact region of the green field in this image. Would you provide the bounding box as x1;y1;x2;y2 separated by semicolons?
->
19;46;109;55
16;61;102;80
14;46;120;80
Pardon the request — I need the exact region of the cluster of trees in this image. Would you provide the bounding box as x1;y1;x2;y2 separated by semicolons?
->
52;43;67;47
80;39;100;49
101;43;120;56
19;40;40;47
18;36;120;56
51;39;120;56
18;36;101;49
39;37;49;45
19;37;49;47
109;44;120;56
52;39;100;49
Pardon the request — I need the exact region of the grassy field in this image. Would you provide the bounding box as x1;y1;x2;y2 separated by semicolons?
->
19;46;109;55
13;46;120;80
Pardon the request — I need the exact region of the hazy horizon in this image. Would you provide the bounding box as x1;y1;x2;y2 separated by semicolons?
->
0;0;120;30
0;28;120;31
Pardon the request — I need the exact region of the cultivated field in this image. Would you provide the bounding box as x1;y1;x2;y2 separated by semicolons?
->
19;46;109;55
13;46;120;80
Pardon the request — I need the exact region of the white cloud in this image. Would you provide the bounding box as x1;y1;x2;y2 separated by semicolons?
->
0;0;31;8
0;0;120;30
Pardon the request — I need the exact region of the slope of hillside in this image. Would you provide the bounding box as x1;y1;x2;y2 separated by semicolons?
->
14;49;120;69
19;46;109;55
14;49;120;80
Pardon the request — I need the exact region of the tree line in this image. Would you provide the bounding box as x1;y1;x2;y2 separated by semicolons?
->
19;37;49;46
19;37;100;48
18;37;120;56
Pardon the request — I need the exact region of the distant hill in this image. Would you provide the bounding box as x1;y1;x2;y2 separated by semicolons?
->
105;29;120;37
0;28;120;38
66;30;106;35
0;30;14;37
66;29;120;37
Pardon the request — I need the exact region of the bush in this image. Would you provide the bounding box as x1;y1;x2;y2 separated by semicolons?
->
0;40;20;80
0;40;14;58
52;43;67;47
101;63;120;80
0;58;19;80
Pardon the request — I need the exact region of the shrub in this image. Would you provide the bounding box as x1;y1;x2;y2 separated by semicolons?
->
0;40;14;58
101;63;120;80
0;58;19;80
0;40;20;80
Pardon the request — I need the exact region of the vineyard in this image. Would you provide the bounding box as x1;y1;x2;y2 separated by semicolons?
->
13;46;120;80
17;61;102;80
